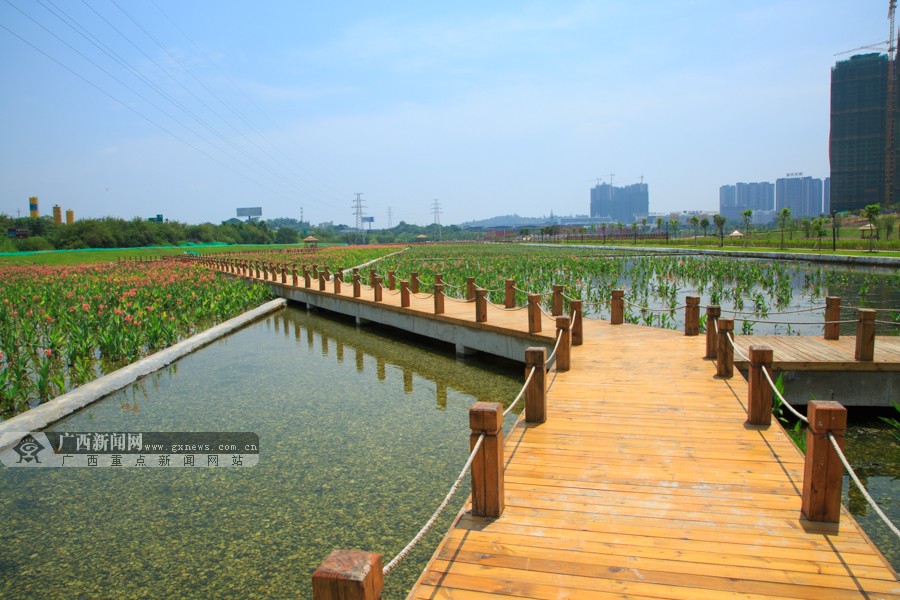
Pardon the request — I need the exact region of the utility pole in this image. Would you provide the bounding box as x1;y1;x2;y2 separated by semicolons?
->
431;199;442;241
353;193;366;244
387;206;393;229
300;206;303;226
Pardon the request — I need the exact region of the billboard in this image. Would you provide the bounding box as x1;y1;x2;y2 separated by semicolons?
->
361;216;374;223
236;207;262;217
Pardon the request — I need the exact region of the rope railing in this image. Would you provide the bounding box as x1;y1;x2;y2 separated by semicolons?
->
381;433;485;576
504;366;536;417
714;317;750;362
486;298;527;311
512;285;550;298
623;298;687;313
732;317;856;326
720;305;824;316
760;365;808;424
827;432;900;539
875;320;900;326
546;327;565;367
842;306;900;313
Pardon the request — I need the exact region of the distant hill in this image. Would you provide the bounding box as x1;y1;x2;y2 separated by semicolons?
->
460;214;549;229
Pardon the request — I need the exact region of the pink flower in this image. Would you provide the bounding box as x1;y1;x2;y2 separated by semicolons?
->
43;349;52;358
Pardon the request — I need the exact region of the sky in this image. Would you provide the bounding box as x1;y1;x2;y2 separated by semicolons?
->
0;1;892;227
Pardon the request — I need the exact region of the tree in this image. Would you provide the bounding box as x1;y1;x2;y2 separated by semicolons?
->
863;203;881;252
641;217;648;232
777;207;791;250
600;222;607;243
655;216;663;232
700;217;710;238
275;227;299;244
631;222;638;244
880;214;896;240
713;214;726;247
741;209;753;245
689;215;700;238
669;218;679;240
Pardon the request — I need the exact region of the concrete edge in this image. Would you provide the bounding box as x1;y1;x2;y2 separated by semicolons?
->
0;298;287;452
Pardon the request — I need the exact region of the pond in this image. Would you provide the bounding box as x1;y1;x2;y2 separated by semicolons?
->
0;305;523;599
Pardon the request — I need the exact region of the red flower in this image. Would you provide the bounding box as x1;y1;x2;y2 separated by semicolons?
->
43;349;52;358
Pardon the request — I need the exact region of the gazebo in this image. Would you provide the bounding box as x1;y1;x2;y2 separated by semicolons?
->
415;234;428;243
858;223;877;239
302;235;319;248
727;230;744;238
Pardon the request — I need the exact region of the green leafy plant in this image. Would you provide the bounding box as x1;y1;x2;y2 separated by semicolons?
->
879;401;900;443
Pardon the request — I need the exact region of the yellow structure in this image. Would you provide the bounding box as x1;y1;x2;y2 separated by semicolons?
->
29;196;38;218
53;204;62;224
65;209;74;224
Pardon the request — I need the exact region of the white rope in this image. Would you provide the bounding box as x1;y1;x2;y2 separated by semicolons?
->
486;299;526;312
875;320;900;326
721;305;824;316
725;331;750;362
382;433;485;576
504;367;536;417
546;327;564;366
827;432;900;539
761;366;808;423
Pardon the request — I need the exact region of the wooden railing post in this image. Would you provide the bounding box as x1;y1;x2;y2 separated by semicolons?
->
373;276;382;302
802;401;848;523
475;288;488;323
824;296;841;340
311;549;383;600
303;266;311;288
333;274;341;294
323;266;331;281
705;305;721;359
292;267;298;287
716;318;734;378
469;402;504;518
611;290;624;325
312;264;319;279
410;272;419;294
527;293;542;333
400;281;410;307
466;277;476;302
524;348;547;423
434;284;445;314
551;285;563;316
369;269;377;288
337;268;344;283
388;271;396;291
747;345;774;426
319;273;327;291
504;279;516;308
570;300;583;346
255;263;261;279
854;309;876;361
353;273;361;298
281;267;287;284
555;316;571;372
434;273;443;287
684;296;700;336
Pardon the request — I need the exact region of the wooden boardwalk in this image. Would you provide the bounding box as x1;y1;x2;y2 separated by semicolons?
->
734;334;900;372
210;264;899;598
410;319;899;599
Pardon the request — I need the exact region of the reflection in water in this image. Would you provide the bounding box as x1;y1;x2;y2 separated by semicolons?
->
0;305;522;599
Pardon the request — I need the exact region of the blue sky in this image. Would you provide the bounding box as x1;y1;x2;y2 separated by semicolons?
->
0;1;890;226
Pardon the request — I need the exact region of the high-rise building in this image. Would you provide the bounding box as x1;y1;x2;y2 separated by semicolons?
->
824;177;831;214
718;182;774;221
776;175;824;219
830;53;898;212
589;182;648;224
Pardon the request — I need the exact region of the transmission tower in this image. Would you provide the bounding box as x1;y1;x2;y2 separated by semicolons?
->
431;199;442;241
353;193;366;244
387;206;393;229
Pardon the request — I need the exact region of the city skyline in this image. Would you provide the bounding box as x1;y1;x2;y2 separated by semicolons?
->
0;2;888;227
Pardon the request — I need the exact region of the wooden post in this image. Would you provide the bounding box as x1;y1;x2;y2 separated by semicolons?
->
801;401;848;523
747;345;773;426
410;272;419;294
337;268;344;283
292;267;298;287
524;348;547;423
684;296;700;336
434;284;445;314
311;549;383;600
504;279;516;308
303;266;311;288
353;273;361;298
466;277;476;302
705;305;721;359
333;275;341;294
319;273;326;291
369;269;377;288
527;293;542;333
716;318;734;378
570;300;583;346
475;288;487;323
551;285;563;316
281;267;287;284
469;402;504;518
312;264;319;279
255;263;261;279
400;281;410;307
555;316;571;372
323;266;330;282
611;290;624;325
435;273;443;286
373;276;382;302
854;309;876;361
824;296;841;340
388;271;396;291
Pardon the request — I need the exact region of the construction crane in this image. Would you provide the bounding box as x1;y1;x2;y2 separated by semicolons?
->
886;0;897;208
